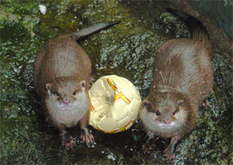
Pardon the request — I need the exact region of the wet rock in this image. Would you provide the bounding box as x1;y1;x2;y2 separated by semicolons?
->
0;0;232;164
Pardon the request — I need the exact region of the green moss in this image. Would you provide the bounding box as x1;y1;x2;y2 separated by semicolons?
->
34;0;82;38
0;0;232;164
0;21;29;43
1;0;38;15
0;0;164;164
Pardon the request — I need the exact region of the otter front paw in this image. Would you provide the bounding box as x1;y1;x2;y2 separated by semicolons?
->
142;139;156;154
164;145;175;162
202;99;210;109
80;128;94;146
61;133;75;149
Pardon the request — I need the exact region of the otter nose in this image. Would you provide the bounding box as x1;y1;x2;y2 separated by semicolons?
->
63;100;71;105
164;119;171;124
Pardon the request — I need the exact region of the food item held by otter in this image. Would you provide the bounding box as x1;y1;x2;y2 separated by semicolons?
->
34;21;120;148
139;10;213;161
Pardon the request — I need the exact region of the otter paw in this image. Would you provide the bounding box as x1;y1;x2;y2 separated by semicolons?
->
202;99;210;109
142;139;156;154
61;134;75;149
142;144;154;154
164;147;175;162
80;132;94;145
80;128;94;145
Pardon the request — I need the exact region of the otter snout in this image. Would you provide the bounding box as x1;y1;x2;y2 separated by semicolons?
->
63;100;71;105
163;119;172;124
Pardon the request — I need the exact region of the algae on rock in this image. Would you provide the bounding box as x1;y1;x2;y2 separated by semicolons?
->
1;0;232;164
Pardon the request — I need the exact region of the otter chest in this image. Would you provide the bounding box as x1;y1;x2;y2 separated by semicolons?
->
56;107;87;128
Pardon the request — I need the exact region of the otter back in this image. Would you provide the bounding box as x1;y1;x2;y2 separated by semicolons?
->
34;36;91;98
150;38;213;107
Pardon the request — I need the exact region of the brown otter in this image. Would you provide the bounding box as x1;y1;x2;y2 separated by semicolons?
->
34;21;120;148
139;9;213;161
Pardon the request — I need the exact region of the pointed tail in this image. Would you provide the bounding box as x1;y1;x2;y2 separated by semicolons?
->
167;9;209;41
167;8;212;57
70;21;121;40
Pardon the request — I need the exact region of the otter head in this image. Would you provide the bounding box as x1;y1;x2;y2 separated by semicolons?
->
139;95;190;138
45;79;87;111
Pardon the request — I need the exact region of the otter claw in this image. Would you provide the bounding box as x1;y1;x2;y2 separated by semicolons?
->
202;99;210;109
80;128;94;145
61;134;75;149
164;147;175;162
142;138;156;154
80;133;94;145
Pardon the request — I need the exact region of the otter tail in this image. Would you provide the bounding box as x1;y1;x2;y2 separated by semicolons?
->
167;8;212;56
70;21;121;40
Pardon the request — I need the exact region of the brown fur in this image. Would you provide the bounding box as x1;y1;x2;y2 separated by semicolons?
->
34;35;93;147
34;36;91;98
139;38;213;160
34;21;121;147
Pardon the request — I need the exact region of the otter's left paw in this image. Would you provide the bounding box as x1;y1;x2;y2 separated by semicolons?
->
202;99;210;109
164;146;175;162
80;128;94;146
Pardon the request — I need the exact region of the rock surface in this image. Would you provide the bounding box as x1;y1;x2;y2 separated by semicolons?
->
0;0;232;164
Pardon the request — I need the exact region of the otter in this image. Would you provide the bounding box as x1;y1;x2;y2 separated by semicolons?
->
34;21;120;148
139;9;213;161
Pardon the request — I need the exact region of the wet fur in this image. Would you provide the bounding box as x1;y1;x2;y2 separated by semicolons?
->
34;36;91;97
139;38;213;160
141;91;195;139
45;86;90;128
34;35;92;146
34;21;120;147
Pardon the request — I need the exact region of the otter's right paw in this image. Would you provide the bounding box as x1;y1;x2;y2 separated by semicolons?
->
61;133;75;149
142;139;156;154
164;142;176;162
164;147;175;162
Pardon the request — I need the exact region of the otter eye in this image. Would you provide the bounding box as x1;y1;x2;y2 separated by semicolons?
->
173;109;179;115
55;92;60;97
155;111;161;116
72;90;77;95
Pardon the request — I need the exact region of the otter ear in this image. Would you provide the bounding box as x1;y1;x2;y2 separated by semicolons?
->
46;83;52;94
178;100;184;110
80;80;86;91
178;100;184;106
143;100;153;112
